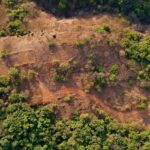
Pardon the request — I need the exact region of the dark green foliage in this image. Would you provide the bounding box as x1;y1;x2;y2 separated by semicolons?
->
0;103;55;149
1;104;150;150
7;20;26;36
0;29;7;37
138;97;148;109
8;90;28;103
109;64;118;75
93;72;107;91
0;76;10;87
8;8;28;21
121;30;150;90
0;71;149;149
52;61;73;82
35;0;150;23
0;99;6;118
0;76;10;99
9;67;25;86
5;0;20;8
2;0;29;36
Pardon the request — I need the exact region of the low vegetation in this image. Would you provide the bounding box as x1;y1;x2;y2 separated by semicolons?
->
0;49;8;59
120;30;150;90
96;24;111;34
52;60;73;82
0;0;29;37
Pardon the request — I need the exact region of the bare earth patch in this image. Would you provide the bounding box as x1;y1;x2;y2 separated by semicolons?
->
0;6;150;128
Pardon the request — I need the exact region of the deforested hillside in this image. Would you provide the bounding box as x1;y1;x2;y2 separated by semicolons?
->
0;0;150;149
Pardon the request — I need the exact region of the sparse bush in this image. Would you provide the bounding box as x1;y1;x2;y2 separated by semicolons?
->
8;8;28;21
107;38;116;46
0;29;7;37
138;65;150;82
93;72;107;91
8;90;29;103
138;97;148;109
107;64;118;84
0;76;10;87
9;67;24;86
7;20;21;34
96;24;111;34
75;38;88;48
121;30;150;90
79;73;95;93
109;64;118;75
64;94;72;103
52;61;73;82
9;67;20;78
0;86;10;98
0;49;8;59
5;0;19;8
27;69;36;80
48;40;56;48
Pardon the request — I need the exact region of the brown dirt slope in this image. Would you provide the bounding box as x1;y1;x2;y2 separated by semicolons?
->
0;4;150;128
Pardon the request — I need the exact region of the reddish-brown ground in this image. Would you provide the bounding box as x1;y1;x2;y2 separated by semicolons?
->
0;3;150;128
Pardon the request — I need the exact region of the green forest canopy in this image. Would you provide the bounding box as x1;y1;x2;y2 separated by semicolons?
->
0;69;150;150
35;0;150;23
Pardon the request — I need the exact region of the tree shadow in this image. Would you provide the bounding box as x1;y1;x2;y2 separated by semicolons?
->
34;0;150;25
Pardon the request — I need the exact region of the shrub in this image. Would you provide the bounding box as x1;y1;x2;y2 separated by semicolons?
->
96;24;111;34
0;86;10;98
0;49;8;59
8;91;29;103
52;62;73;82
138;97;148;109
93;72;107;91
107;64;118;84
0;76;10;87
27;69;36;80
9;67;24;86
121;30;150;89
0;29;7;37
0;99;6;118
109;64;118;74
107;38;116;46
138;65;150;82
48;40;56;48
5;0;19;8
9;67;20;78
8;8;28;21
75;38;88;48
7;20;21;34
64;94;72;103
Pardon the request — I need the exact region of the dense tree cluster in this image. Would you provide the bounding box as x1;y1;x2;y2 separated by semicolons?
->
35;0;150;23
0;68;150;150
121;30;150;90
1;103;150;149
